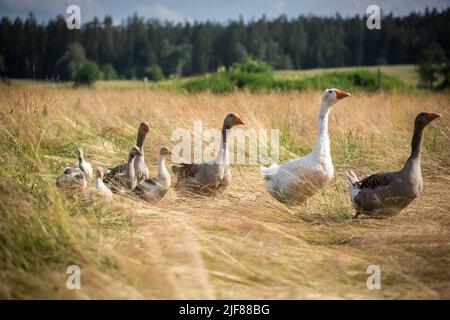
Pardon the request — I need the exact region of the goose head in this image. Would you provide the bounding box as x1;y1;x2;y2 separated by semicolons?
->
72;168;86;182
96;167;105;180
321;88;351;107
63;167;74;175
138;122;151;135
415;112;441;130
76;147;84;158
223;113;246;129
129;145;142;157
159;146;172;157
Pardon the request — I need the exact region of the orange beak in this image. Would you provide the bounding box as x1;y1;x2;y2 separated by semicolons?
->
426;112;441;120
236;116;246;125
335;89;351;100
143;122;151;132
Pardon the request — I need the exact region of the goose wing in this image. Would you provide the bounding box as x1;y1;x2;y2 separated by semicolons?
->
172;163;203;179
105;163;128;180
133;178;157;195
359;172;394;189
353;172;402;214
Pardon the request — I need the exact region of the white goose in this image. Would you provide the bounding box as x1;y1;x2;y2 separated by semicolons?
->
95;167;113;199
261;88;351;205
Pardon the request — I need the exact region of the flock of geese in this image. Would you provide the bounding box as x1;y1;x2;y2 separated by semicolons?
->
56;88;441;219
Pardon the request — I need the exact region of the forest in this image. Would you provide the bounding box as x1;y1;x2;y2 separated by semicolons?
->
0;7;449;80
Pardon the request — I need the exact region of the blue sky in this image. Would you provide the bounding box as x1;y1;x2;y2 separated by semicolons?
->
1;0;449;23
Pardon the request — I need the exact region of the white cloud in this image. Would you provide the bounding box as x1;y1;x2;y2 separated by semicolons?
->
274;0;286;16
136;3;188;23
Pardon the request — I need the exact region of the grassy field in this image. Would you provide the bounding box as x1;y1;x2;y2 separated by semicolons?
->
0;81;449;299
276;64;419;86
89;64;419;91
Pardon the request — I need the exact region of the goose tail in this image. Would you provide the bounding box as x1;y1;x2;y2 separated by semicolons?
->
346;170;359;187
346;170;360;209
260;163;279;180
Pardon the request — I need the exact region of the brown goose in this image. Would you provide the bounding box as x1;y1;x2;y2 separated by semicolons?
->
105;122;150;182
347;112;441;219
133;146;172;202
172;113;246;195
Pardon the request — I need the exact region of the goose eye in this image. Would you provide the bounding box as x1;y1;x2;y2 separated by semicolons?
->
328;90;332;94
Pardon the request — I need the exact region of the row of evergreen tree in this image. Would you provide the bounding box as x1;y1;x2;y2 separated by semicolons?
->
0;8;449;80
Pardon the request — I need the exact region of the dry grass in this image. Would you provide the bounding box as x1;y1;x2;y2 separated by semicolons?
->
0;81;449;299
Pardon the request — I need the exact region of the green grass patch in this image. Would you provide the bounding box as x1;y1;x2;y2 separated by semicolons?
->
180;69;408;93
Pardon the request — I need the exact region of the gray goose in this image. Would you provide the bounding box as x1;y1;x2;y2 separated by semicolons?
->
172;113;246;195
111;145;142;192
105;122;151;182
133;147;172;202
347;112;441;219
74;147;93;179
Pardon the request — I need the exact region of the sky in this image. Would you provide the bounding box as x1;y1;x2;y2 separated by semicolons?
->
1;0;450;24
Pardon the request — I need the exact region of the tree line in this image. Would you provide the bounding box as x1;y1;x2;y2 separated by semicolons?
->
0;8;449;81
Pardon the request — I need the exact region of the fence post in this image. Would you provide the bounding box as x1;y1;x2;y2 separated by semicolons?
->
377;67;381;90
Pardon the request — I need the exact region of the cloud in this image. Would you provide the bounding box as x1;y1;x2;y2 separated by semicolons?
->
136;3;188;23
154;3;186;22
274;0;286;16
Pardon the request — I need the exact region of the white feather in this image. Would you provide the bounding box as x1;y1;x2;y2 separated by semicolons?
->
95;177;113;198
346;170;360;209
260;163;279;178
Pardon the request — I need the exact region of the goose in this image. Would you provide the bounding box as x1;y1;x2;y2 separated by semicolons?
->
347;112;441;219
74;147;93;179
261;88;351;205
56;167;87;188
133;146;172;202
172;113;246;195
95;167;113;199
111;145;142;192
105;122;151;182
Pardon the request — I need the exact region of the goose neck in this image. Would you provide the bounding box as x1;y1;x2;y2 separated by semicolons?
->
404;124;424;172
126;155;136;178
136;131;146;149
96;177;103;186
410;124;424;160
157;156;171;187
157;156;169;179
215;125;230;164
311;100;331;158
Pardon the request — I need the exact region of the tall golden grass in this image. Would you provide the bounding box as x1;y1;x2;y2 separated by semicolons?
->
0;82;449;299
